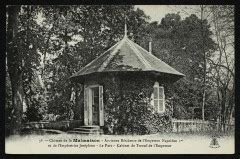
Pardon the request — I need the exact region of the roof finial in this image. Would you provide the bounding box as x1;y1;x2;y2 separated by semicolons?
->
124;17;127;37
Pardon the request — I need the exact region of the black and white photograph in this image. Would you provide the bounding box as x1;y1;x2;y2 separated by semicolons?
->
5;5;235;154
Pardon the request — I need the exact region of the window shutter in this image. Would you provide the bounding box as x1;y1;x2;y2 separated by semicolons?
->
151;82;165;113
153;87;158;99
153;86;159;111
99;86;104;126
84;87;89;125
158;87;165;112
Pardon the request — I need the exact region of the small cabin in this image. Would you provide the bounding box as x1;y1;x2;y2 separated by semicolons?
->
70;26;184;134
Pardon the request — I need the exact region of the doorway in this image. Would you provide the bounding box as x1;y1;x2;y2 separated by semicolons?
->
84;85;104;126
91;87;99;125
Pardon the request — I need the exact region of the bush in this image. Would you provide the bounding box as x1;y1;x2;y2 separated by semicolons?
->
101;74;172;135
25;100;43;122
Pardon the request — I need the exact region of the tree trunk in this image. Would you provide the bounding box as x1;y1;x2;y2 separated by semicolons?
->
6;6;23;134
10;72;24;134
220;87;227;132
227;88;234;125
200;5;206;121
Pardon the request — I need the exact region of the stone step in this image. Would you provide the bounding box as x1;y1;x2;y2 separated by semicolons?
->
67;125;103;135
67;130;101;135
42;129;66;134
73;128;100;132
80;125;100;129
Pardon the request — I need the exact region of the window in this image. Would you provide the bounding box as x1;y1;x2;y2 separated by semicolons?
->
152;82;165;113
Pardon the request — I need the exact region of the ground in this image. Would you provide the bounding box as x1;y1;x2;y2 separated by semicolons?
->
5;132;234;154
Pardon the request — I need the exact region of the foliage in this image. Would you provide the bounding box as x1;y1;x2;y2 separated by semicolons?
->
25;101;43;122
139;13;218;120
5;5;234;134
6;6;23;134
6;5;150;130
5;71;12;115
102;74;172;135
144;99;173;133
205;5;234;129
40;5;150;119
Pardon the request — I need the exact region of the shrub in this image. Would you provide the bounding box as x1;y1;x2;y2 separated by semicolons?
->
101;74;172;135
25;106;42;122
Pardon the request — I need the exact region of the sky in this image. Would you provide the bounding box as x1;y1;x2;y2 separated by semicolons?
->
135;5;201;22
36;5;201;26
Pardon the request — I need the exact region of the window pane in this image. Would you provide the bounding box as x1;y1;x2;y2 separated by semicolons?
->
153;87;158;99
159;99;164;112
93;87;99;97
154;99;158;107
159;87;164;99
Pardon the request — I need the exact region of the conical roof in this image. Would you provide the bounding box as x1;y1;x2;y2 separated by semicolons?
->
70;36;184;82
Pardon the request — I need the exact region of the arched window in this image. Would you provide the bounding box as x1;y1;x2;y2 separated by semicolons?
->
152;82;165;113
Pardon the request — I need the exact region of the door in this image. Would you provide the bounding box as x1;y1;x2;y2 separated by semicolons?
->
91;87;99;125
84;85;104;126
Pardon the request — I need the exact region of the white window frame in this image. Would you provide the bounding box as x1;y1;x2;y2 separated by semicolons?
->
151;82;165;113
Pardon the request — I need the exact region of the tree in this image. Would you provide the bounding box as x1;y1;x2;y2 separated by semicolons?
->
140;13;217;120
6;5;45;133
38;5;150;120
6;6;23;134
200;5;207;121
162;5;235;128
206;5;234;131
19;6;46;122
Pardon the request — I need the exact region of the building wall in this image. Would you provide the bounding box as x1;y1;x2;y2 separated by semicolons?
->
81;73;173;134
